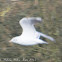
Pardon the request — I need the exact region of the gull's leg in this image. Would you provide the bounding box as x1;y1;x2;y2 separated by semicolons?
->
37;32;55;41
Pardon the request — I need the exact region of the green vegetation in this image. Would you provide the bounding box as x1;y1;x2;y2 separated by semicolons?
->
0;0;62;62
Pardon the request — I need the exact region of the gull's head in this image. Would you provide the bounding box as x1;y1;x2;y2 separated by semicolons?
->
9;37;18;43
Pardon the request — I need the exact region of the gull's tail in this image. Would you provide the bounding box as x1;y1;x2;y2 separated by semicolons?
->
37;32;55;41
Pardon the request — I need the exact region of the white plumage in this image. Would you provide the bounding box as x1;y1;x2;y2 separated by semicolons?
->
10;17;55;46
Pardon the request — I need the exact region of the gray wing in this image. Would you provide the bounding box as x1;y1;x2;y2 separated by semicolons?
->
36;31;55;41
27;17;42;25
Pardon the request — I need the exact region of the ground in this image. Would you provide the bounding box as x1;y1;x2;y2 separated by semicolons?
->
0;0;62;62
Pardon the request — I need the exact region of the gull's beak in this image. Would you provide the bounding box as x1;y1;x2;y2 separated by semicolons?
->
9;40;13;46
9;41;12;43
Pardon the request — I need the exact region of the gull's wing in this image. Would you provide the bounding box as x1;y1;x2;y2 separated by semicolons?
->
28;17;42;24
19;17;42;26
36;31;55;41
19;17;55;41
19;17;42;37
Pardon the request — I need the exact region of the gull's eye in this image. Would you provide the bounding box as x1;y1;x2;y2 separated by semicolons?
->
11;38;17;42
14;39;17;41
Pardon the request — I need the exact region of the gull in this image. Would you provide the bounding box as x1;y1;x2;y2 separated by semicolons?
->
9;17;55;46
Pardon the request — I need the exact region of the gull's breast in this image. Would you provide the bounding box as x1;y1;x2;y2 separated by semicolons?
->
19;37;37;46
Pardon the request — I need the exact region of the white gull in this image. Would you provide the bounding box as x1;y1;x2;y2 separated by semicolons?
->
10;17;55;46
